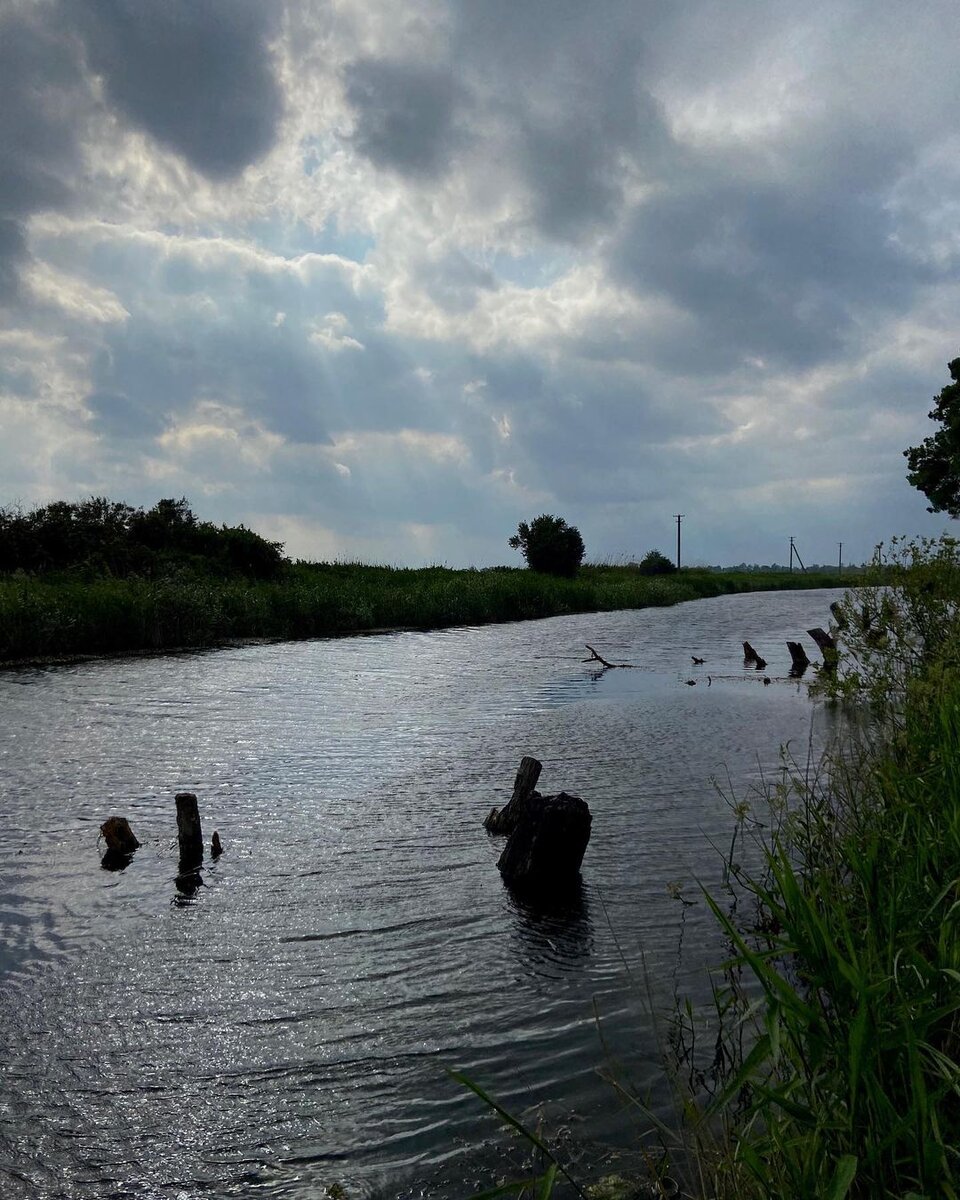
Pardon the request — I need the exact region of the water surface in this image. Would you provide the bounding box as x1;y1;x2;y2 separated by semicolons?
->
0;589;842;1198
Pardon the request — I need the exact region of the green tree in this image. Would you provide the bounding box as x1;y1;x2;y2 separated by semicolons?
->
509;514;585;577
905;356;960;517
637;549;677;575
0;496;286;580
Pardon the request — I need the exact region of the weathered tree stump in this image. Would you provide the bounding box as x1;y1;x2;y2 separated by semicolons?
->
787;641;811;675
100;816;140;855
176;792;203;867
829;600;847;630
484;755;543;834
742;641;767;670
807;627;839;674
497;792;592;894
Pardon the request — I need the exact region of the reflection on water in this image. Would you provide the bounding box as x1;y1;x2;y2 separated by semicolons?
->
506;878;594;972
0;589;845;1198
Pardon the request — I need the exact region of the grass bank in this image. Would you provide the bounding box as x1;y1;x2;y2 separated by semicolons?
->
664;536;960;1199
0;562;848;664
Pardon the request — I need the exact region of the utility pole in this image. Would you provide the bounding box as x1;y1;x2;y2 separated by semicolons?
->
789;536;806;572
789;536;795;572
674;514;683;570
838;542;843;574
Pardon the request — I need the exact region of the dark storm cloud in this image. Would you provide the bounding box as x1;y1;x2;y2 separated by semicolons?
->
0;0;283;305
343;58;464;178
0;6;87;301
611;172;933;369
69;0;283;178
452;0;669;242
0;10;82;216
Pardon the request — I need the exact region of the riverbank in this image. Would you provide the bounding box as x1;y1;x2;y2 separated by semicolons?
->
0;562;849;664
669;537;960;1199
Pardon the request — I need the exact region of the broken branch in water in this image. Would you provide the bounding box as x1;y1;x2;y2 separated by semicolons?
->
582;644;636;669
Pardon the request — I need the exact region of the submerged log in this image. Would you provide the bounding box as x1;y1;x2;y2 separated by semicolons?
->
742;641;767;670
497;792;591;894
100;815;140;867
100;816;140;856
807;626;837;655
176;792;203;867
485;756;543;834
807;627;839;675
787;641;811;675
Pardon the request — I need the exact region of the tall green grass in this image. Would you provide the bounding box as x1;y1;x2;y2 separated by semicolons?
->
0;562;847;663
683;684;960;1198
665;536;960;1199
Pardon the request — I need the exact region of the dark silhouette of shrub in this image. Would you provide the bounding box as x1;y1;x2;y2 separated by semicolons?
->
0;496;285;580
509;514;585;577
637;549;677;575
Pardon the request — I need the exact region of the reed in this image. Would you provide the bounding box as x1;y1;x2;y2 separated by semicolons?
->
665;535;960;1199
0;562;844;664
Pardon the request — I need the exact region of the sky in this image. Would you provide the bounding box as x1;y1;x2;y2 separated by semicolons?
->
2;0;958;568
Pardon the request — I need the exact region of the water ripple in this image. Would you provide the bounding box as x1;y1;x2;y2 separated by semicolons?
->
0;589;844;1198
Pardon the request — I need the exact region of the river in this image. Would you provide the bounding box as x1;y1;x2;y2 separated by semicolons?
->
0;588;843;1198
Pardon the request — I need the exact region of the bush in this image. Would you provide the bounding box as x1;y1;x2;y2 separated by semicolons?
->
637;549;677;575
0;496;286;581
509;514;585;577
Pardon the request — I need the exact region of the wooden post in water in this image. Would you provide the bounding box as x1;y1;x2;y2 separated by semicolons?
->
807;627;839;674
176;792;203;866
787;641;811;675
100;816;140;856
484;756;543;834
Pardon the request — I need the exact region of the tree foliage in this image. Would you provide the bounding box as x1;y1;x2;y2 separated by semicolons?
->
637;549;677;575
0;497;286;580
904;356;960;517
509;514;585;577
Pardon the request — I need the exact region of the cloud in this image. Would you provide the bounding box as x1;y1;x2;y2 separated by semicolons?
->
0;220;28;304
0;8;84;219
68;0;283;179
343;57;465;178
610;174;931;370
0;4;89;301
2;0;958;568
450;1;669;243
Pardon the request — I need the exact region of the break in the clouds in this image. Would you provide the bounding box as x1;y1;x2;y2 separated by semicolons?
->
2;0;958;566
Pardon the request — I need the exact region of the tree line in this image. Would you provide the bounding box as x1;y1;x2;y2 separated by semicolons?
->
0;497;286;580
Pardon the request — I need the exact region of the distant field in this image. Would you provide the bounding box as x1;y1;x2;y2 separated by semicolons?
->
0;562;853;664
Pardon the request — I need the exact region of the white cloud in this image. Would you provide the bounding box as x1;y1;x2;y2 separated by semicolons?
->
21;262;128;324
309;310;365;351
